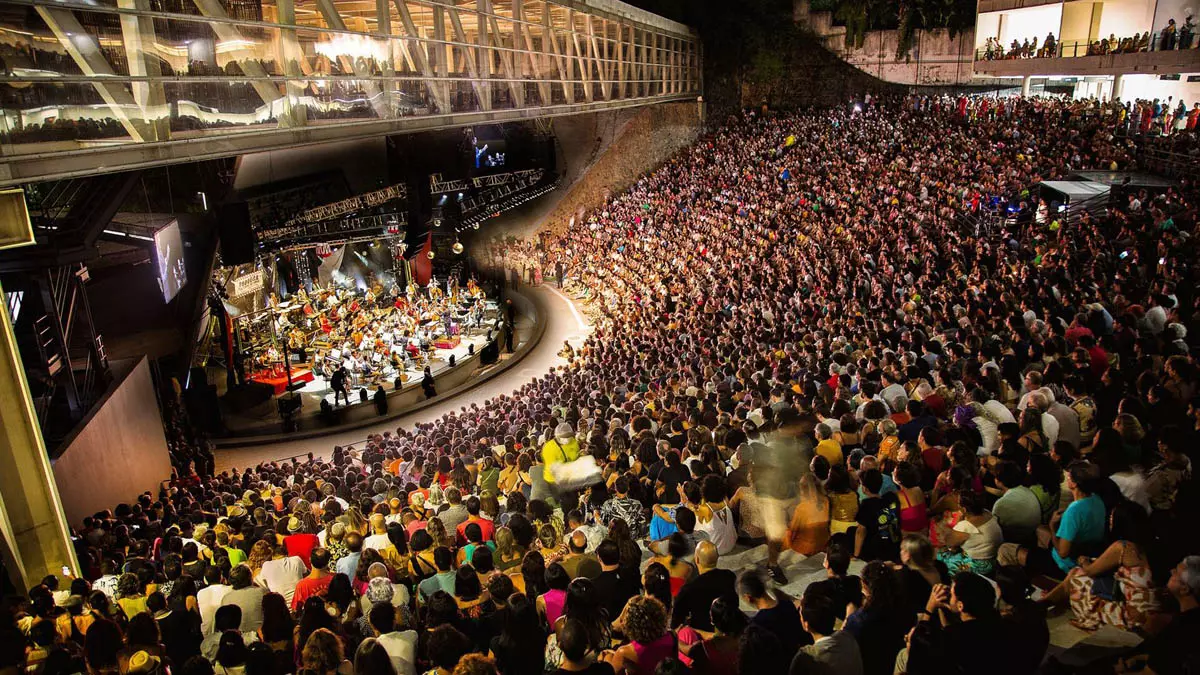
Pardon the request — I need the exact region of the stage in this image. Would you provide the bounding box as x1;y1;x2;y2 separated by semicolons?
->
249;367;315;395
209;293;531;443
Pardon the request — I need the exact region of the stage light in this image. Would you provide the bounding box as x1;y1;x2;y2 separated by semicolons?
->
472;223;480;230
427;250;435;260
457;192;464;201
452;241;464;254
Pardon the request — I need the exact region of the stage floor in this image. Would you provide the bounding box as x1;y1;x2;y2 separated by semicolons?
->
210;308;525;439
212;283;589;458
290;330;493;405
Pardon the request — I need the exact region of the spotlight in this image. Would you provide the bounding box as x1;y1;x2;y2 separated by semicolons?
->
452;241;464;254
472;222;480;230
426;250;435;260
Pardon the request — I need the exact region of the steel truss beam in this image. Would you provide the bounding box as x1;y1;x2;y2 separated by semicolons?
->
1;0;699;184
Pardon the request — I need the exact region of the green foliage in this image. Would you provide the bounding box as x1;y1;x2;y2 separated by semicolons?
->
913;0;977;38
835;0;871;49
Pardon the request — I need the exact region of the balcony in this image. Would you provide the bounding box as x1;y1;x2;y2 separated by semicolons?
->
974;37;1200;77
976;0;1064;14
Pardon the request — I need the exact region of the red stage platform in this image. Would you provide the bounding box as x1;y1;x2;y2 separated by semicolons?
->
250;367;314;395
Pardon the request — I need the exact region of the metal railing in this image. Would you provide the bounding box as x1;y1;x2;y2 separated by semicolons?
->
975;30;1198;61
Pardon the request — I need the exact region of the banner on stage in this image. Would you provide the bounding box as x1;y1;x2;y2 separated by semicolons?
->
231;270;265;297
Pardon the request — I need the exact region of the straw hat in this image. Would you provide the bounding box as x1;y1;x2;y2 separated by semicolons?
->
127;651;161;675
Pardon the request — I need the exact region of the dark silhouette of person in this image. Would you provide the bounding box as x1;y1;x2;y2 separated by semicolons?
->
421;367;436;399
330;366;350;406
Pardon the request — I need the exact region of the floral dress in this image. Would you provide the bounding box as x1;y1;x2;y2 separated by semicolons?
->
1068;542;1158;631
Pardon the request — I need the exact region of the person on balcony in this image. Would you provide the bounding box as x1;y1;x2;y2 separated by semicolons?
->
1161;19;1177;51
1180;15;1195;49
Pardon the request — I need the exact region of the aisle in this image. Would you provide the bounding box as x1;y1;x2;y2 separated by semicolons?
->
212;284;591;473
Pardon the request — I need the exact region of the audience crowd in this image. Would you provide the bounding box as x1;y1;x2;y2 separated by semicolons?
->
6;93;1200;675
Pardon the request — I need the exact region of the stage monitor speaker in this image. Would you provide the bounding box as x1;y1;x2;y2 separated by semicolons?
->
217;202;255;265
480;339;499;365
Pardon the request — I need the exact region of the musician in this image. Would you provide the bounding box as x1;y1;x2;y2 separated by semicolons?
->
289;327;308;362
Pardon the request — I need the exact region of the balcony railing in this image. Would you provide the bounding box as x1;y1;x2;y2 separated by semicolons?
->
0;0;700;183
976;31;1198;61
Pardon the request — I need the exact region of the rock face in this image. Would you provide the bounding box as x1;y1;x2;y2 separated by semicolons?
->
793;0;989;87
532;102;703;237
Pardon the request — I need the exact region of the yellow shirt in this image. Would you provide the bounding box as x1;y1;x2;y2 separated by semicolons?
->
815;439;843;466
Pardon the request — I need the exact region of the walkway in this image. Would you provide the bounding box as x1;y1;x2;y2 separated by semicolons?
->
212;283;592;473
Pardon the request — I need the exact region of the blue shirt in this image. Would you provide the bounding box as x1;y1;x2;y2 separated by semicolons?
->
1051;494;1105;573
858;474;898;501
335;552;361;578
418;571;456;603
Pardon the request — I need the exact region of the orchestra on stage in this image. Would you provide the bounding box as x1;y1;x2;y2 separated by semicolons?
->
236;273;497;399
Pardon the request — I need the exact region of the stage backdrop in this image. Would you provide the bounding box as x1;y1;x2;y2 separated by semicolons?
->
52;357;173;526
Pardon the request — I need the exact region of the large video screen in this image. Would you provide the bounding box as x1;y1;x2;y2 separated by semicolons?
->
155;219;187;303
469;137;507;173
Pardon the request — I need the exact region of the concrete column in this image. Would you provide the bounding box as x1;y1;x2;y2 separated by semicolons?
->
1112;73;1124;102
1021;74;1032;96
0;276;80;592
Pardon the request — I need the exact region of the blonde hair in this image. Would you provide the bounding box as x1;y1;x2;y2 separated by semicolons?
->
426;517;450;549
247;540;273;573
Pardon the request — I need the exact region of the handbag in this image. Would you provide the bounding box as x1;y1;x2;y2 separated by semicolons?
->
1091;573;1123;602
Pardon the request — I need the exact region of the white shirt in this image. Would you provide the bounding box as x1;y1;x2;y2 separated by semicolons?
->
197;584;232;637
1041;412;1060;448
880;383;907;411
954;516;1003;560
983;400;1017;426
182;537;210;556
1110;472;1151;514
255;557;307;608
363;534;392;551
377;630;419;675
973;416;999;456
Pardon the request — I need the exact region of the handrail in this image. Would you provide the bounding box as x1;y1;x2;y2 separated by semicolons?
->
975;30;1196;61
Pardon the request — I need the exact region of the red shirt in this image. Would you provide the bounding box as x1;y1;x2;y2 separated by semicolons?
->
291;574;333;611
1087;345;1109;376
456;516;494;545
283;533;319;569
921;446;946;477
